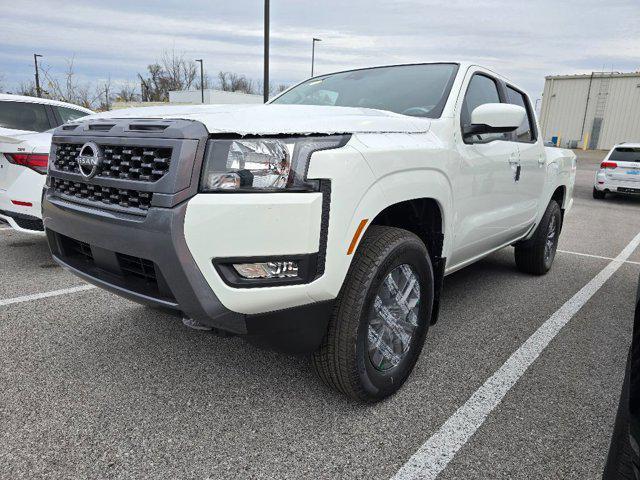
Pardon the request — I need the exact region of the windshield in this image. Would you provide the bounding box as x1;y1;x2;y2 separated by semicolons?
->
609;147;640;162
271;63;459;118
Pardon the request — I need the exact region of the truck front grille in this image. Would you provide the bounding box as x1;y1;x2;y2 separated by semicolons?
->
54;143;172;182
51;177;152;213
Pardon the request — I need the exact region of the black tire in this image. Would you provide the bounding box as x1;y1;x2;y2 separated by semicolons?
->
514;200;562;275
312;225;434;402
593;187;607;199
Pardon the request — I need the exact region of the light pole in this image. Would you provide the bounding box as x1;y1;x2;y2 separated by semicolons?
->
311;38;322;77
196;59;204;103
33;54;42;98
263;0;270;103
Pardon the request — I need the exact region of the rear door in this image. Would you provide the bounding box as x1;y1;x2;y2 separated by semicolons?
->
505;85;546;227
606;147;640;184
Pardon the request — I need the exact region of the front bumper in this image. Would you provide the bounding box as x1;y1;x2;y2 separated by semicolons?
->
42;191;331;352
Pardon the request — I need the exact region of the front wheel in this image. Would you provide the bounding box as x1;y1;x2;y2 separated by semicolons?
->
312;226;434;402
514;200;562;275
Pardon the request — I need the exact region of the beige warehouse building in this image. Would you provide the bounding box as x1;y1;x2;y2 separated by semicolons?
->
539;71;640;150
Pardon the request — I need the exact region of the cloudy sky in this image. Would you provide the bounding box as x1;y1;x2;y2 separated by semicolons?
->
1;0;639;98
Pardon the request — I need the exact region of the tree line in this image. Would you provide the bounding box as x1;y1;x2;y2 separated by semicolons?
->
13;50;289;110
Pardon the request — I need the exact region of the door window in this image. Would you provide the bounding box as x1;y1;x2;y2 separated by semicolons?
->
56;106;89;123
461;74;507;143
0;101;51;132
506;86;536;142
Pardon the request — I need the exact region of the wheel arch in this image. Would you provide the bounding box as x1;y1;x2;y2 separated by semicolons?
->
370;197;445;263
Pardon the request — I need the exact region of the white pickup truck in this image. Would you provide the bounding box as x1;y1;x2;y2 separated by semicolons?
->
43;62;576;401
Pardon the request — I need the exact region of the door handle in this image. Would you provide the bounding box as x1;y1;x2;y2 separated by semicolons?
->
508;155;519;165
538;155;546;166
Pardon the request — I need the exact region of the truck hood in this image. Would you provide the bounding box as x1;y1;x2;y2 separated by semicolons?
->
79;104;431;136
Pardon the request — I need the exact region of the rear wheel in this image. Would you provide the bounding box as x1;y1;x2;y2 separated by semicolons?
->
312;226;434;402
593;187;606;199
514;200;562;275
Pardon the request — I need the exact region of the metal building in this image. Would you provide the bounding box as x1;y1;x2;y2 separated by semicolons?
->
539;71;640;150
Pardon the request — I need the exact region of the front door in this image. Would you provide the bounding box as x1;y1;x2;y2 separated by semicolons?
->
449;73;521;268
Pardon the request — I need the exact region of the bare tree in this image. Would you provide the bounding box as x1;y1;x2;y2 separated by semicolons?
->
256;80;289;99
138;50;199;101
94;77;114;111
195;73;212;91
218;71;256;94
160;50;197;91
41;57;97;108
18;80;38;97
115;82;139;102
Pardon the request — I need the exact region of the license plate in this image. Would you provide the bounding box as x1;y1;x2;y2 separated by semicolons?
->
627;170;640;175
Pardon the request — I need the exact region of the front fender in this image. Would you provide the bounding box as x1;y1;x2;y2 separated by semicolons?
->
304;133;454;302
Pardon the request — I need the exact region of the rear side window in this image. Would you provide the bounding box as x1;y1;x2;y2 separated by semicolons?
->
56;106;88;123
0;101;51;132
506;86;535;142
609;147;640;162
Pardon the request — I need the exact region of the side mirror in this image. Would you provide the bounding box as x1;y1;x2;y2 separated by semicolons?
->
464;103;526;137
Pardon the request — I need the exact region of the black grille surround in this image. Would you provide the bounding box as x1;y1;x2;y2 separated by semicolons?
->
54;143;172;182
47;119;208;216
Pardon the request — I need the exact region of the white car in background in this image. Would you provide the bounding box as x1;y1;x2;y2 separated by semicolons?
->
0;94;93;233
593;143;640;199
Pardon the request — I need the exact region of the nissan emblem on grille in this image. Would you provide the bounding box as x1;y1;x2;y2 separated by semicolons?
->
76;142;103;179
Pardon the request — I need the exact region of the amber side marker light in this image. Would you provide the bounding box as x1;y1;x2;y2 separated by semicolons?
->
347;219;369;255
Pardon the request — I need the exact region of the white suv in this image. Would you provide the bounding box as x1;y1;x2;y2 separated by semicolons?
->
0;94;92;233
593;143;640;199
43;63;575;400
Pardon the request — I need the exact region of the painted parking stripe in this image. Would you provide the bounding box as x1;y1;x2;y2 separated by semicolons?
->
558;249;640;266
0;285;96;306
392;231;640;480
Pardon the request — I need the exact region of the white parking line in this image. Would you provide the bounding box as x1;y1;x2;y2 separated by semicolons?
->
0;285;96;306
392;231;640;480
558;249;640;266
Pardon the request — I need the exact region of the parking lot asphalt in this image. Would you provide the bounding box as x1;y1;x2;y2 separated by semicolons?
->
1;150;639;480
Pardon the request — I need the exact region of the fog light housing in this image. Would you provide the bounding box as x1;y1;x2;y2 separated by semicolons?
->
234;261;299;279
213;254;318;288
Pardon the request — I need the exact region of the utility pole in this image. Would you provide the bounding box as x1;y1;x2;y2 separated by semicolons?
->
263;0;270;103
311;38;322;77
104;83;110;110
33;54;43;98
196;59;204;103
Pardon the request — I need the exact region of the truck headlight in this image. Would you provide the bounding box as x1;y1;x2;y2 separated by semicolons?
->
200;135;349;192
